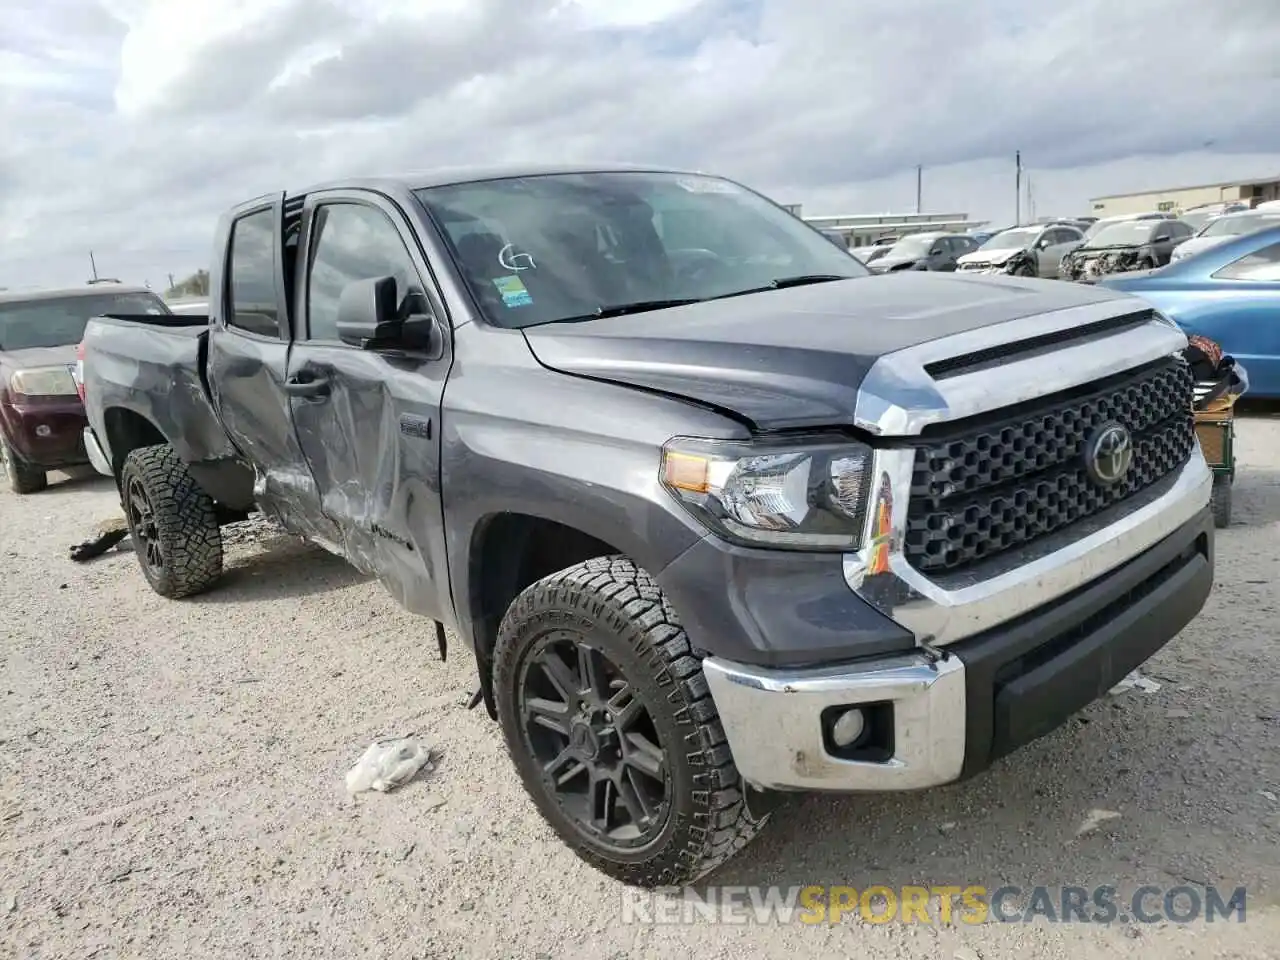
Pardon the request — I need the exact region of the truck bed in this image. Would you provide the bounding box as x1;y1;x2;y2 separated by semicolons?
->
81;313;240;470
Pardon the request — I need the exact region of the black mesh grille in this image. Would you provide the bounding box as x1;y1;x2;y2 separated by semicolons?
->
904;357;1195;574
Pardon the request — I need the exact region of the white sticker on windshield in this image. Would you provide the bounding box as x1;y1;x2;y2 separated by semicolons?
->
675;177;740;194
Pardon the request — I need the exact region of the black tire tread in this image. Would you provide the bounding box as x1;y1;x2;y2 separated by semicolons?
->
3;439;47;494
1212;473;1232;529
493;555;768;887
121;444;223;598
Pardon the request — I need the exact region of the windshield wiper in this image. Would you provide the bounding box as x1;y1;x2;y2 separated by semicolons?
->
708;274;850;301
592;298;702;318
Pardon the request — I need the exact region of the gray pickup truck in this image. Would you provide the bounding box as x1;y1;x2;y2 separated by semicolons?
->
81;163;1213;886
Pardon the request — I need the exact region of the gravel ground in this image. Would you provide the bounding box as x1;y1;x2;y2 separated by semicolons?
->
2;415;1279;959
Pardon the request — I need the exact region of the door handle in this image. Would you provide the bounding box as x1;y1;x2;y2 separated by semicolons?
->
284;374;331;398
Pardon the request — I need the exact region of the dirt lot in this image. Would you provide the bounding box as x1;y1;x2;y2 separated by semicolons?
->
3;416;1279;959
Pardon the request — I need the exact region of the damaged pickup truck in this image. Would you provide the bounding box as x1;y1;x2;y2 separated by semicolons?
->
81;164;1214;886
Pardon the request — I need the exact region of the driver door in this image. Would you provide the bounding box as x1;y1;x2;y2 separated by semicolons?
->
285;190;453;621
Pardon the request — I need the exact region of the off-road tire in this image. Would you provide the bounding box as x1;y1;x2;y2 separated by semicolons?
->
1212;474;1232;529
2;438;47;494
120;444;223;598
493;556;770;887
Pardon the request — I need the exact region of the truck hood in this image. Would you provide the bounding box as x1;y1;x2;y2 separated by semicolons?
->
0;344;78;370
521;273;1131;431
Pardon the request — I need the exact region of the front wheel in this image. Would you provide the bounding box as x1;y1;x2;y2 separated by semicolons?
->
1;437;47;494
1012;261;1036;278
493;556;769;886
120;444;224;598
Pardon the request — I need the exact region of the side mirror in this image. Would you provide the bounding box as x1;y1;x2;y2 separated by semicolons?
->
929;247;944;257
336;276;443;358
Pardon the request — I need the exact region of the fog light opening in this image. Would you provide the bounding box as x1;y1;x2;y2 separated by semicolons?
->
821;701;895;763
35;424;52;438
830;708;866;748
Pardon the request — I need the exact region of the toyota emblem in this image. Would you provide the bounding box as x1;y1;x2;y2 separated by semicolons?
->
1085;422;1134;485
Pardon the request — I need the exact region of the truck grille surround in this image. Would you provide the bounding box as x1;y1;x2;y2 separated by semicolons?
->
904;356;1195;575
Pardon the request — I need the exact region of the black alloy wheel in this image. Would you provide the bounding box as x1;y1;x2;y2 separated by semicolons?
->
125;473;164;579
518;634;669;849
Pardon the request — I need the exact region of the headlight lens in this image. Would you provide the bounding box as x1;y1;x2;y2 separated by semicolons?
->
660;436;873;550
10;366;78;397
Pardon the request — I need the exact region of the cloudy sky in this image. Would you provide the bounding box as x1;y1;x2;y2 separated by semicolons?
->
2;0;1278;290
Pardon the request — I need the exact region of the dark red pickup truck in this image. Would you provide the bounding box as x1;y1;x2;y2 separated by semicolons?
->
0;285;171;493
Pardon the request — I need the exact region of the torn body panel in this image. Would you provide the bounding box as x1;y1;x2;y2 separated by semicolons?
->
1061;247;1149;283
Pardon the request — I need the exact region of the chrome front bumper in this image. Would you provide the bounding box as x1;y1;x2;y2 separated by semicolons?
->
703;653;967;791
83;427;112;477
703;452;1213;793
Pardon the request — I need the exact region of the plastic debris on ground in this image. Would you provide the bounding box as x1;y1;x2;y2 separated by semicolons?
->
345;735;433;794
1109;670;1161;695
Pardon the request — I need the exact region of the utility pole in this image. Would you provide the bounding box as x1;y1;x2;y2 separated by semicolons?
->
915;165;923;214
89;250;99;282
1015;152;1022;226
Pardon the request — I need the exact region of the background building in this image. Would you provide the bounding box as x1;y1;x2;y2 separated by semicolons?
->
796;209;985;247
1090;175;1280;217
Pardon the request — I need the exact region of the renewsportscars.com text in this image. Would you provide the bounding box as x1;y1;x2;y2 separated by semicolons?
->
621;884;1247;926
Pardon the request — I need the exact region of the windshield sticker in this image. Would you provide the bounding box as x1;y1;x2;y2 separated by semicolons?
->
492;275;533;308
675;177;740;194
499;243;536;272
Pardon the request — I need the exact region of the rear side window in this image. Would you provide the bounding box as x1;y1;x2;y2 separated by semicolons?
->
227;209;280;337
1212;241;1280;281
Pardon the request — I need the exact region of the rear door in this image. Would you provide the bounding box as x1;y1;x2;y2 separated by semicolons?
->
205;195;341;542
286;189;452;620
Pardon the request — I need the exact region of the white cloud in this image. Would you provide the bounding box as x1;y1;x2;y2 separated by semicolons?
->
1;0;1278;288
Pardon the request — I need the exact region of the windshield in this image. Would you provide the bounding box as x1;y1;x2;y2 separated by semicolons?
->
1082;221;1157;247
0;291;169;351
1199;213;1280;238
414;171;869;329
979;228;1039;250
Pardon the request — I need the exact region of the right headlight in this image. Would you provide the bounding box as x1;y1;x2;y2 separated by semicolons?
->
659;435;873;551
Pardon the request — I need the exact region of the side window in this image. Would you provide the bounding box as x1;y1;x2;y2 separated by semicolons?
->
306;203;421;341
227;209;280;337
1212;242;1280;282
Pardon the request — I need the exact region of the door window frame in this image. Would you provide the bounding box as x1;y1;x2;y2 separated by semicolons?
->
223;201;291;343
295;189;452;352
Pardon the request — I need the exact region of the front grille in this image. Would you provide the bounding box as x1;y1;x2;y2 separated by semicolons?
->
904;357;1194;575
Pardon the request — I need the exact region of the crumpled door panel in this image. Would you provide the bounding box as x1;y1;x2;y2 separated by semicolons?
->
288;344;449;622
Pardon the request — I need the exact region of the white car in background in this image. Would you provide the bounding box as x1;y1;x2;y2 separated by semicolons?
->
955;222;1085;278
1169;210;1280;262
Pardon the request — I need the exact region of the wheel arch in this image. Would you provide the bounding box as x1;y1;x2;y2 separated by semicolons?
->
465;511;629;718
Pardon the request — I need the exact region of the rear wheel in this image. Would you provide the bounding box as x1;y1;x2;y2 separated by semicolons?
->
120;444;223;598
1;437;47;494
493;556;769;887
